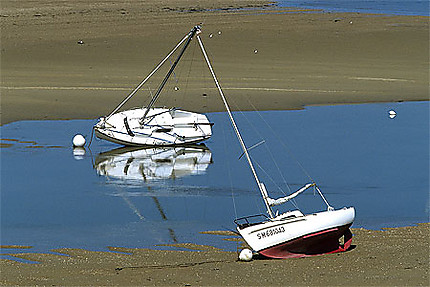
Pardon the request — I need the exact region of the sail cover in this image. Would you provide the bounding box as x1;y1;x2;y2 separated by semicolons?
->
267;183;315;207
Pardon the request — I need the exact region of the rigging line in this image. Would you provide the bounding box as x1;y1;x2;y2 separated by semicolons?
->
87;125;95;148
168;58;179;84
141;26;199;123
221;113;238;219
252;158;287;195
253;157;301;211
106;33;190;120
232;105;292;196
148;86;154;99
194;32;212;114
197;34;274;219
240;98;292;195
246;99;315;183
182;38;198;106
224;101;302;213
238;140;265;160
217;95;271;215
167;57;180;106
218;89;293;197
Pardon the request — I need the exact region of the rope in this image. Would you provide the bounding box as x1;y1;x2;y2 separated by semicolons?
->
242;99;335;208
221;113;238;219
233;107;292;196
106;33;190;120
87;125;95;148
182;39;197;105
223;95;322;210
246;98;315;183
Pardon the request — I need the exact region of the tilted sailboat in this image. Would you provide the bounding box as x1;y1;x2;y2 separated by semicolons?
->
94;26;213;146
194;26;355;258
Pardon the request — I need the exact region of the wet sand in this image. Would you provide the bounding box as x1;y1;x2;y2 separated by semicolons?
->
1;224;429;286
1;0;428;125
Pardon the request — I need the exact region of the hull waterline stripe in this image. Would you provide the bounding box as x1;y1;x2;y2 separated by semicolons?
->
303;227;338;239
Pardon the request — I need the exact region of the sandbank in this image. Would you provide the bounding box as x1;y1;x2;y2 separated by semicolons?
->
1;224;429;286
1;0;428;125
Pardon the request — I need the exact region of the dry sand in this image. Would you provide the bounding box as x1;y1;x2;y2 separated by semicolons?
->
1;0;428;125
1;1;429;286
1;224;429;286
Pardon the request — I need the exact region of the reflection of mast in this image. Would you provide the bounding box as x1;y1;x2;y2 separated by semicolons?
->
109;177;145;220
151;196;178;243
120;193;145;220
115;188;178;243
94;145;209;243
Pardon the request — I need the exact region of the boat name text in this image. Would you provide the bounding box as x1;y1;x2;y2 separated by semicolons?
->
257;226;285;239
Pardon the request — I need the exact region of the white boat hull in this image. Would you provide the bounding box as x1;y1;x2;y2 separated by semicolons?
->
236;207;355;258
94;108;212;146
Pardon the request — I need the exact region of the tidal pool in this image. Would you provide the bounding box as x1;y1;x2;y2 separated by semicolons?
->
1;101;428;258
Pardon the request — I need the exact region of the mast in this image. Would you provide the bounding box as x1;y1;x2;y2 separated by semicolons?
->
140;26;200;123
196;30;274;218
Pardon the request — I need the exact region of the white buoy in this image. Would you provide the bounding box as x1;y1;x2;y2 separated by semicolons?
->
218;31;222;35
72;134;86;147
238;248;253;261
388;110;397;119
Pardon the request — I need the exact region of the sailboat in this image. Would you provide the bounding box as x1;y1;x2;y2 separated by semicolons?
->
194;25;355;258
94;26;213;146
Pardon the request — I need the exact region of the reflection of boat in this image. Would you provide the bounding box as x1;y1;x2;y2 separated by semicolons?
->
95;145;212;243
94;26;213;146
95;145;212;181
94;146;207;244
196;27;355;258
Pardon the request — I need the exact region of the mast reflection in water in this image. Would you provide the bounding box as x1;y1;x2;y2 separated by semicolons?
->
93;145;213;243
1;102;428;256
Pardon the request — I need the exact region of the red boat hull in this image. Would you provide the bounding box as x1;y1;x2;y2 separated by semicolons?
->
258;224;353;259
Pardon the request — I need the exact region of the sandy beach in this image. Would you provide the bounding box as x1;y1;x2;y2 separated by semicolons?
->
1;0;428;125
1;224;429;286
1;1;429;286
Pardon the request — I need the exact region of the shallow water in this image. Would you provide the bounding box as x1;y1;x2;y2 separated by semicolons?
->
1;102;428;258
279;0;429;16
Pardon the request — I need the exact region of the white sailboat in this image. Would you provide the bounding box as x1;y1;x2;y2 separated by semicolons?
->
195;26;355;258
94;26;213;146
